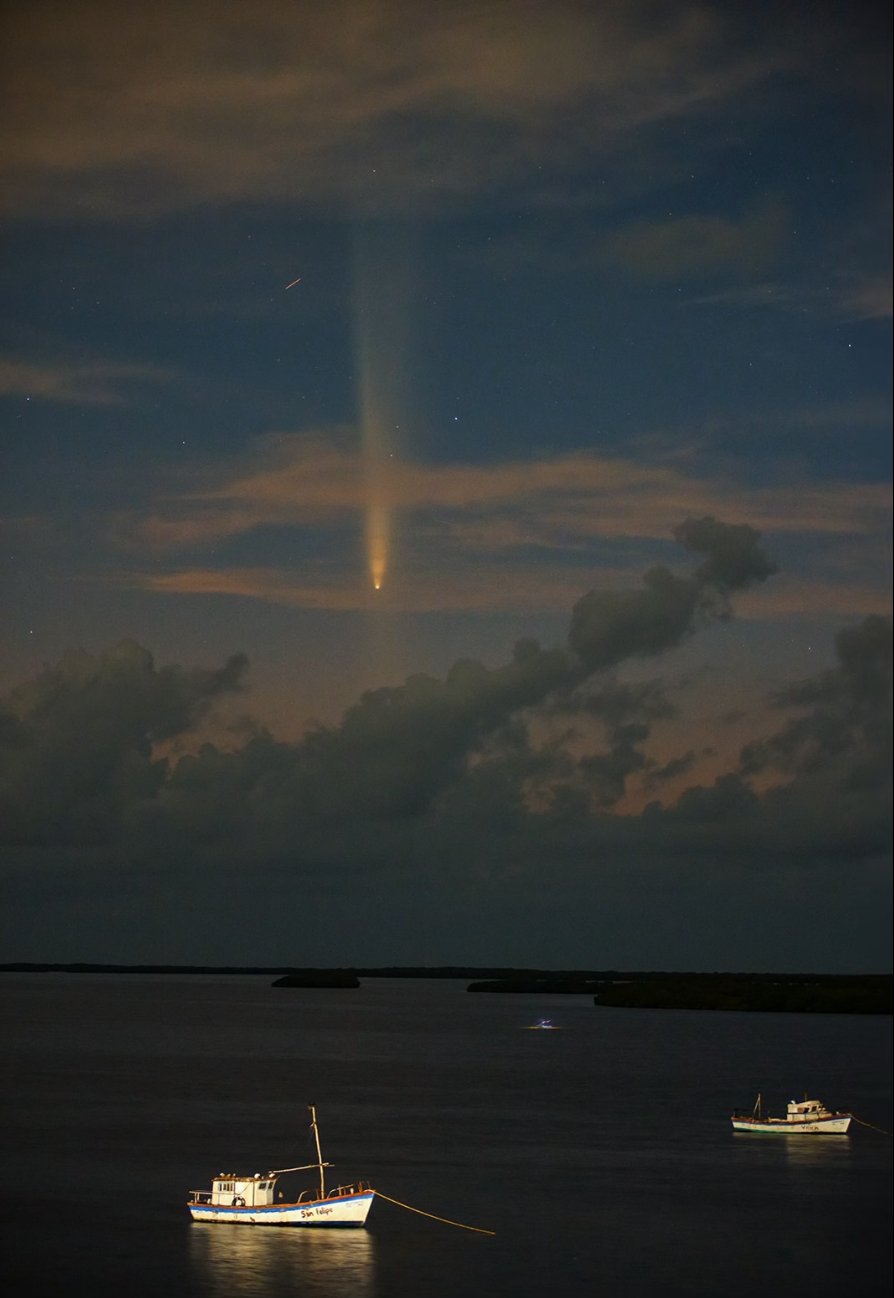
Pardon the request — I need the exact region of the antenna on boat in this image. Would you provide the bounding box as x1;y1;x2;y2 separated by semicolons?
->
309;1105;326;1200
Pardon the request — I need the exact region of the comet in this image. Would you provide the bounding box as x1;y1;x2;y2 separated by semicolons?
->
284;277;302;290
353;222;415;597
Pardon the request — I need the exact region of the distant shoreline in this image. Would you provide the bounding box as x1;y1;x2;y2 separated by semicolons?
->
2;963;890;977
0;962;612;976
2;964;889;1013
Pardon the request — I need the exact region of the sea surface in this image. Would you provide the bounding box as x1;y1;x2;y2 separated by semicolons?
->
1;975;891;1298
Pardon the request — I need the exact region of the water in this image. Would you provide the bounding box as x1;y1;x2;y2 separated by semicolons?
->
1;975;891;1297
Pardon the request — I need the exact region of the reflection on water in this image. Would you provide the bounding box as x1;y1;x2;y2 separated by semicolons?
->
781;1135;856;1168
189;1223;377;1298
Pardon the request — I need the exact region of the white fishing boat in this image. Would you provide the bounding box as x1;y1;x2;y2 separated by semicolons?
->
731;1093;853;1134
525;1019;561;1029
187;1106;375;1226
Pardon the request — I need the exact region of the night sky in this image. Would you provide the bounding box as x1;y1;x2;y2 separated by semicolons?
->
1;0;890;970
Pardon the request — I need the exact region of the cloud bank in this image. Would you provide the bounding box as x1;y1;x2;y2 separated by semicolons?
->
1;519;889;969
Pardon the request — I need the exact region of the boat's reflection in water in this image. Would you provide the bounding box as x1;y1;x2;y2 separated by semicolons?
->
189;1223;377;1297
781;1135;855;1168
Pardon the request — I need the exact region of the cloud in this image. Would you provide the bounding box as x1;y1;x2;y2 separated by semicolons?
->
674;515;779;595
601;199;789;281
0;1;805;220
138;566;378;612
1;522;889;967
0;358;173;406
839;274;894;322
689;272;894;321
0;640;248;845
0;516;778;850
660;615;892;870
131;431;889;549
107;431;889;617
568;516;777;670
740;614;892;786
125;559;889;621
641;747;712;792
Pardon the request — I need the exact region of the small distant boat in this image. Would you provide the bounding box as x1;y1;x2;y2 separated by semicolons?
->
187;1105;375;1226
731;1093;853;1134
525;1018;560;1030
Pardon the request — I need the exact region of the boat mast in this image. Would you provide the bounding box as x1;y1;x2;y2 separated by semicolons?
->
309;1105;326;1199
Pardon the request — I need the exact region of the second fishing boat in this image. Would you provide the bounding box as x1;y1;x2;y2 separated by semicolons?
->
731;1093;853;1134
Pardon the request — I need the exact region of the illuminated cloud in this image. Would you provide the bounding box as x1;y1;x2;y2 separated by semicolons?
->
840;275;893;322
0;1;804;220
138;566;374;612
85;421;887;618
133;560;630;614
131;432;890;551
127;562;891;621
0;358;172;406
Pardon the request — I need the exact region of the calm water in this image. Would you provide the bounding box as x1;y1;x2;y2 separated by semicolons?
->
1;975;891;1298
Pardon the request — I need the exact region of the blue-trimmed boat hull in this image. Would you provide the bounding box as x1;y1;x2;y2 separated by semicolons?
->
188;1189;375;1226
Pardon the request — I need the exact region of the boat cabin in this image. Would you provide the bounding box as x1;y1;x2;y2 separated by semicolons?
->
209;1174;279;1208
786;1098;828;1121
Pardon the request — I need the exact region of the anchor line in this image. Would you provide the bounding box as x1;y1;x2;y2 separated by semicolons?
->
852;1115;890;1135
374;1190;495;1235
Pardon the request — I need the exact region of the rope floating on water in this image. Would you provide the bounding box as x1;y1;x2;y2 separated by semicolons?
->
852;1115;890;1135
375;1190;495;1236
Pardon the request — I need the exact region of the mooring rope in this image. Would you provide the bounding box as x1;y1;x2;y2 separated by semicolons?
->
375;1190;495;1235
852;1115;890;1135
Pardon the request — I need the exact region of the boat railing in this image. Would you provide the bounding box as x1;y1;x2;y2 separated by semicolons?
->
188;1191;213;1204
290;1181;372;1204
293;1182;371;1202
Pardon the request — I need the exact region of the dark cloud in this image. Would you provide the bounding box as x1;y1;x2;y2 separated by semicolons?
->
0;640;248;845
642;747;712;792
0;522;889;969
673;515;779;596
0;518;783;854
569;567;700;671
569;514;778;669
559;677;675;727
3;517;773;851
740;614;891;788
650;615;892;871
